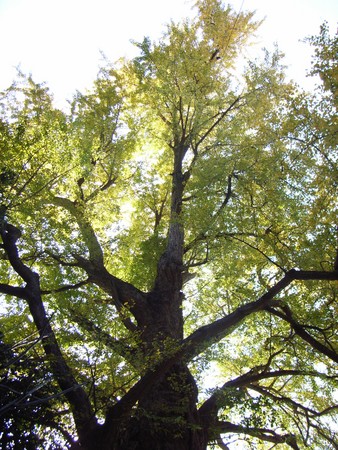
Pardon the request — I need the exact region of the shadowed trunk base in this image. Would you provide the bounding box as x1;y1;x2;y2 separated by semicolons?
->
74;364;209;450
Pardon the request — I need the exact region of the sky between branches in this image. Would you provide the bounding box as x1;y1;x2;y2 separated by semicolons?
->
0;0;337;109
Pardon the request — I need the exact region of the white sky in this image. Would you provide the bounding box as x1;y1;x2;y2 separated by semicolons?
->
0;0;337;109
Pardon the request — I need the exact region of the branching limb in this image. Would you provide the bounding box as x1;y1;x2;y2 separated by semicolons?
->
0;223;35;283
69;309;137;365
248;383;338;421
229;234;287;272
266;303;338;363
198;364;334;428
52;196;104;265
194;96;244;149
184;231;258;256
82;265;147;329
0;221;98;440
45;250;80;267
310;421;338;448
182;269;338;362
0;283;28;299
41;279;90;294
215;421;300;449
248;383;338;448
51;197;148;328
84;174;118;203
100;269;338;441
182;271;299;360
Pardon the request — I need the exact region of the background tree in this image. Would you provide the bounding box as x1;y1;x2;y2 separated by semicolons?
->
0;1;337;448
0;330;70;449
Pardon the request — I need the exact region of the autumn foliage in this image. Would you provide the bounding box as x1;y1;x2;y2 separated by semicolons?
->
0;1;337;449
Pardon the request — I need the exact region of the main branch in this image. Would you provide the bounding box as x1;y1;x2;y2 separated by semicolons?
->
0;221;98;442
102;268;338;432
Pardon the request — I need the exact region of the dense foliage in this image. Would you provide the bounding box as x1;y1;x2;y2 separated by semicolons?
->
0;1;337;448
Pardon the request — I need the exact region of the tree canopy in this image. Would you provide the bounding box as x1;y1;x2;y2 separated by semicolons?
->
0;1;337;449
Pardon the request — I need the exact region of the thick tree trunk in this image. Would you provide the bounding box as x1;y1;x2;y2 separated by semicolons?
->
113;364;205;450
75;311;208;449
103;146;210;450
100;205;208;450
115;271;207;449
76;386;208;450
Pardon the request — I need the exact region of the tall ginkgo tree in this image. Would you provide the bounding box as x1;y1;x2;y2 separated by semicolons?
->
0;1;337;449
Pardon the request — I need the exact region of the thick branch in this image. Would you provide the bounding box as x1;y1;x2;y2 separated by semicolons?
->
199;367;335;424
182;270;297;359
51;198;148;326
0;222;98;440
215;421;299;449
56;253;148;331
0;223;33;282
266;304;338;363
101;269;338;440
78;263;148;328
0;283;28;299
182;269;338;361
52;196;104;265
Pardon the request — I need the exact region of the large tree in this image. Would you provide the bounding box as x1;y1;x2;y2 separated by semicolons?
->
0;1;337;448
